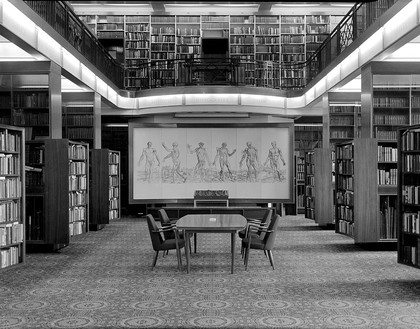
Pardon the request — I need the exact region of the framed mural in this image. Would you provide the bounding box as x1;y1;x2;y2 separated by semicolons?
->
129;123;294;203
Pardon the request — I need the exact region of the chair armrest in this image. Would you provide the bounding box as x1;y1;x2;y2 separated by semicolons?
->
153;225;177;233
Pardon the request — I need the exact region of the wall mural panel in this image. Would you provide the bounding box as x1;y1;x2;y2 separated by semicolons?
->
130;125;292;202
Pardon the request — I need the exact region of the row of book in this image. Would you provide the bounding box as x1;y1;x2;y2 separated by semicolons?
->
375;129;398;140
110;199;119;210
109;187;119;199
403;154;420;172
373;114;408;125
69;162;86;175
69;175;87;191
69;206;86;223
402;185;420;205
0;154;20;175
336;144;354;159
0;201;20;223
337;176;354;191
336;159;354;175
69;191;87;208
401;130;420;151
380;205;397;239
402;212;420;234
378;145;398;162
337;205;354;222
0;222;23;246
378;168;398;185
109;209;119;220
400;245;419;266
0;246;20;268
64;116;94;126
337;219;354;236
0;178;22;199
69;221;85;237
336;190;354;206
68;145;88;160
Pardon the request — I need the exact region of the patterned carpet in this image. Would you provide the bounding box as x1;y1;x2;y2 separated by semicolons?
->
1;215;420;329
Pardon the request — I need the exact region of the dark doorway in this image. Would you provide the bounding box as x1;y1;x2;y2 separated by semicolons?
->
202;38;228;59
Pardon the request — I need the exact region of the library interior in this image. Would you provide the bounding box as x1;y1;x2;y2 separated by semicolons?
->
1;0;420;328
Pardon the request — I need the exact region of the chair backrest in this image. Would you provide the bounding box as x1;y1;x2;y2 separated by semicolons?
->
157;209;174;240
257;209;273;238
158;209;171;225
146;214;164;250
263;214;280;249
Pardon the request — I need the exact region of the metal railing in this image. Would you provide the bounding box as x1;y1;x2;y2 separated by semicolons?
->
23;0;124;88
21;0;398;92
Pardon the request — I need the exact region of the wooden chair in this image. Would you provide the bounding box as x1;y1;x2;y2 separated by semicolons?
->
242;214;280;271
146;214;185;271
238;209;273;257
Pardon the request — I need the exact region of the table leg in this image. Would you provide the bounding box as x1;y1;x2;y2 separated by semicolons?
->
194;233;197;253
231;231;236;274
185;232;191;274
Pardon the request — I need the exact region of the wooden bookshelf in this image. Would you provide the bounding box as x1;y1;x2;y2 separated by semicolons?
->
304;151;315;220
294;125;322;153
90;149;120;231
314;148;334;227
280;15;305;89
329;103;361;148
176;15;201;60
125;15;150;90
373;87;410;140
150;15;176;88
25;139;89;251
96;15;125;64
78;13;347;90
0;125;25;270
68;140;89;238
62;104;94;148
398;125;420;268
335;138;386;244
296;155;305;214
305;15;330;60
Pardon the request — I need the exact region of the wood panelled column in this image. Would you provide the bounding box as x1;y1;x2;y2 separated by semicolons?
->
360;64;373;138
93;92;101;149
49;61;62;139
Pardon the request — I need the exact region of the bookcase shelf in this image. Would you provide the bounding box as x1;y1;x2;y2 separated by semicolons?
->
304;151;315;220
397;125;420;268
329;102;361;148
296;155;305;214
62;104;94;148
90;149;121;231
335;138;394;244
79;13;344;90
25;139;89;252
0;125;25;270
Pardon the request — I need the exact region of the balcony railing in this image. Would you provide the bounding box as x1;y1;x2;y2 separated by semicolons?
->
21;0;398;92
23;0;125;89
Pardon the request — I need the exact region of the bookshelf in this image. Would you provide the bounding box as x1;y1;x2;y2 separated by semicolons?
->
335;138;389;244
90;149;120;231
373;87;410;140
125;15;150;90
296;155;305;214
255;15;279;88
0;125;25;270
304;151;315;220
25;139;89;252
62;104;94;149
280;15;305;89
176;16;201;60
97;15;125;64
314;148;334;227
68;140;89;237
398;125;420;268
201;15;229;38
294;125;322;153
150;15;176;88
305;15;330;60
329;102;361;148
78;13;348;90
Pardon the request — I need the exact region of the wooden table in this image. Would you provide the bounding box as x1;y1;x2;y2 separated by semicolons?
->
176;214;247;274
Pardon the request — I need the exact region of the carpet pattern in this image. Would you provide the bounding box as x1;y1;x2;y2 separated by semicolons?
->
1;215;420;328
